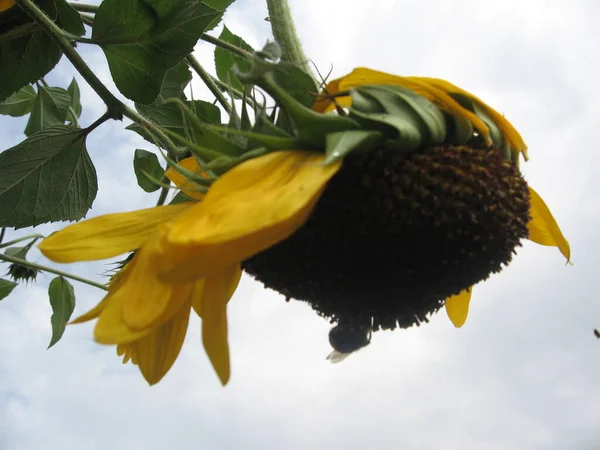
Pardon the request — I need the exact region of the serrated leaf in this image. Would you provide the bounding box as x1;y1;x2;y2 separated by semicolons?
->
128;100;221;141
67;78;82;118
92;0;220;104
4;246;27;258
0;125;98;228
0;0;82;101
0;84;36;116
47;276;75;348
24;86;71;136
133;149;165;192
203;0;236;31
0;278;18;301
54;0;85;36
214;26;254;92
135;61;192;115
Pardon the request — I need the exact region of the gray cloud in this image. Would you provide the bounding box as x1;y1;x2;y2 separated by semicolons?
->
1;1;598;449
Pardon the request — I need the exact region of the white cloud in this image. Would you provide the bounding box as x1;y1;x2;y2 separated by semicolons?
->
1;1;599;449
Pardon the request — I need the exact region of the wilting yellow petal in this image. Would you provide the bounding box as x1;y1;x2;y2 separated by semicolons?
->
198;265;242;385
527;186;570;262
416;77;527;154
0;0;15;12
165;157;207;200
70;297;109;324
94;290;151;345
39;204;191;263
445;288;473;328
160;151;341;282
131;299;193;385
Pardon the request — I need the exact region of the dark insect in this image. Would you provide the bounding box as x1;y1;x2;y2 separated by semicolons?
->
326;320;372;363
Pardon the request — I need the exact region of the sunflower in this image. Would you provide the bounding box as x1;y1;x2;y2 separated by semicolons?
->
39;65;569;385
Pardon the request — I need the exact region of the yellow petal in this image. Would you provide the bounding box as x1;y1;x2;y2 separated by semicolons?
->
70;297;109;324
38;204;191;263
0;0;15;13
199;265;242;385
160;151;341;282
131;299;192;385
94;289;151;345
191;279;204;317
445;288;473;328
527;186;570;262
165;157;207;200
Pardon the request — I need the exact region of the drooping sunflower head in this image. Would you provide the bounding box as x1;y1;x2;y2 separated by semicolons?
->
149;52;567;336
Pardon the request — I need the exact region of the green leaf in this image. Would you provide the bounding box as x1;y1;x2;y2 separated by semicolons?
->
214;26;254;92
133;149;165;192
47;276;75;348
128;100;221;142
203;0;236;31
0;125;98;228
0;84;36;116
24;86;71;136
0;0;82;102
67;78;82;118
135;60;192;115
0;279;18;301
92;0;220;104
273;66;317;108
54;0;85;36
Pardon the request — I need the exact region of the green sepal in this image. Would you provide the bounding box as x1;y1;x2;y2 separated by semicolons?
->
324;130;383;164
450;93;512;161
206;147;271;174
166;98;246;157
348;85;447;153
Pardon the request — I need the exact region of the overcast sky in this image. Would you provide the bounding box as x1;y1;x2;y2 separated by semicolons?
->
1;1;599;449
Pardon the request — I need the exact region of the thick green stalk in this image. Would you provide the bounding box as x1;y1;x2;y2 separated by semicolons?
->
266;0;315;82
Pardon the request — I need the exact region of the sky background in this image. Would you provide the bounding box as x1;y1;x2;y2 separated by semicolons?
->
1;0;599;449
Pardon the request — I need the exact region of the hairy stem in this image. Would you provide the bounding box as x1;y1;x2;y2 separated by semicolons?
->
0;234;45;249
265;0;314;81
0;254;108;291
16;0;124;119
186;55;231;113
200;33;252;60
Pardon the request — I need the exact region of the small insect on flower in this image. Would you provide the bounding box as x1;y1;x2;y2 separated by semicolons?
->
327;319;373;364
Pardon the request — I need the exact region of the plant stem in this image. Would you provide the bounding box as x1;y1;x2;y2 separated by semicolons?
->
156;184;169;206
200;33;252;60
0;254;108;291
80;13;94;27
0;234;45;249
0;228;5;245
265;0;314;81
69;2;99;13
15;0;124;119
186;55;231;113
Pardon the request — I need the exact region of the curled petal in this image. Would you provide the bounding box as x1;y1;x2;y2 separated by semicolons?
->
527;186;570;262
38;204;191;263
198;265;242;385
445;288;473;328
131;299;193;385
160;151;341;282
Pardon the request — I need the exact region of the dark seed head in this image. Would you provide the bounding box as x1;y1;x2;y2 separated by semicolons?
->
243;145;531;331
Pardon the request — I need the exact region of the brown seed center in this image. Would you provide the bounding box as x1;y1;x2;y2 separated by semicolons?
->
243;146;530;330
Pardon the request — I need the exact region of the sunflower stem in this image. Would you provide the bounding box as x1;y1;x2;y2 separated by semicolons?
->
265;0;315;84
0;253;108;291
0;234;45;249
186;55;231;113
